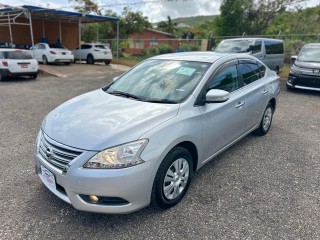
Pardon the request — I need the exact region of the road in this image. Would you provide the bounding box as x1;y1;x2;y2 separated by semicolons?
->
0;65;320;239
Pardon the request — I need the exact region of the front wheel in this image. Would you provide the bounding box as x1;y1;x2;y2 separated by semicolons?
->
86;55;95;64
152;147;193;209
253;103;274;136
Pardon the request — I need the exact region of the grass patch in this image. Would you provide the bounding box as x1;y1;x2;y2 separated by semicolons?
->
279;65;291;79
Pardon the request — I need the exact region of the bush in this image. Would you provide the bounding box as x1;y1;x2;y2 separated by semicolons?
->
147;47;160;56
158;44;172;54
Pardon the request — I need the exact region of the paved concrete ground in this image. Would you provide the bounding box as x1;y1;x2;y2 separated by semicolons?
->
0;67;319;239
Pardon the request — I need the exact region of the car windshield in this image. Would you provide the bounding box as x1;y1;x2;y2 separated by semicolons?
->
0;51;33;60
49;44;66;49
215;39;254;53
298;46;320;62
95;45;108;49
105;59;211;103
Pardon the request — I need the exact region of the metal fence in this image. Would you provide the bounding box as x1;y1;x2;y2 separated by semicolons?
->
99;34;320;63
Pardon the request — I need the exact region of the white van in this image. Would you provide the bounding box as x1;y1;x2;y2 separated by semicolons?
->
214;38;284;74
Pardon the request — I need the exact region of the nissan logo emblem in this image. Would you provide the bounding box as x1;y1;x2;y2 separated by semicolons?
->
45;147;53;159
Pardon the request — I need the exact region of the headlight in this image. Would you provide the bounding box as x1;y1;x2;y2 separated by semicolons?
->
290;64;300;75
84;139;148;169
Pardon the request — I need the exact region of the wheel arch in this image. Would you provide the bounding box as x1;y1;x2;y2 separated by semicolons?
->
174;141;198;172
269;98;276;112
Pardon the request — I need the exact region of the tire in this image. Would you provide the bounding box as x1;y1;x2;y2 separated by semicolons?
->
152;146;193;209
253;103;274;136
30;74;38;79
104;60;111;65
275;66;280;75
86;54;94;64
42;55;48;65
0;73;2;81
64;62;71;65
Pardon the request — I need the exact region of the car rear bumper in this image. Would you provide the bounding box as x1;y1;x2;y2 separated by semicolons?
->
48;55;74;63
0;69;38;77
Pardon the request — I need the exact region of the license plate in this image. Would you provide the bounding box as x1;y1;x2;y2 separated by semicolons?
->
62;52;66;55
40;165;56;189
20;64;28;68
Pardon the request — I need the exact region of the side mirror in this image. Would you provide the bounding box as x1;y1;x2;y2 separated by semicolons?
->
205;89;230;103
112;76;120;83
291;55;297;64
248;45;254;52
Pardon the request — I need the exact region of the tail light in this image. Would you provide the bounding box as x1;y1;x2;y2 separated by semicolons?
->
2;61;8;67
49;51;57;55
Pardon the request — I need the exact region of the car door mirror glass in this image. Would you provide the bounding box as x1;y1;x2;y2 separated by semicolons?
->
205;89;230;103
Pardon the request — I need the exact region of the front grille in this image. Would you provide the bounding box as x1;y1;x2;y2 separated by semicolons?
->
296;77;320;88
38;133;83;171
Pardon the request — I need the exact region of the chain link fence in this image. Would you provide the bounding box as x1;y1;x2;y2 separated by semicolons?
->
99;34;320;64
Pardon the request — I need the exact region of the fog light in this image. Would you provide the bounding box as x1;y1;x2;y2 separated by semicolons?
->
89;195;99;203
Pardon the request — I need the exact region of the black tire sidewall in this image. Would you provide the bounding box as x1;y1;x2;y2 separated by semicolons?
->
261;103;273;134
153;147;193;208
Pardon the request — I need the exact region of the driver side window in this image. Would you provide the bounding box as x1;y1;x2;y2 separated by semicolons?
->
207;65;240;93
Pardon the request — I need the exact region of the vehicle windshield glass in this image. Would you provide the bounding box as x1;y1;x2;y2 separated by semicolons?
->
215;39;254;53
95;45;108;49
105;59;211;103
0;51;33;60
49;44;66;49
298;46;320;62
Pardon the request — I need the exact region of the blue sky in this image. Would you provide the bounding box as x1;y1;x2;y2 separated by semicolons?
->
1;0;319;22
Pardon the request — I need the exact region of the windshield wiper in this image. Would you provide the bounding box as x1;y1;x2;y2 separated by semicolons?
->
108;90;144;101
145;98;178;104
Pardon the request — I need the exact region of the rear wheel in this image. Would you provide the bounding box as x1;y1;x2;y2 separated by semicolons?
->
30;74;38;79
86;55;94;64
64;62;71;65
104;60;111;65
152;147;193;209
253;103;274;136
42;55;48;65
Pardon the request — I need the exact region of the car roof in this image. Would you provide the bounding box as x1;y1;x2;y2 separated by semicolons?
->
150;51;248;63
303;43;320;47
221;38;283;42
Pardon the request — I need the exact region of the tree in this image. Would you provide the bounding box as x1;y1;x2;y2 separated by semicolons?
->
158;16;178;35
215;0;304;36
69;0;102;15
121;6;152;36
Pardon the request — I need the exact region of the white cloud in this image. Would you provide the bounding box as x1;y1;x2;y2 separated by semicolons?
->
140;0;221;22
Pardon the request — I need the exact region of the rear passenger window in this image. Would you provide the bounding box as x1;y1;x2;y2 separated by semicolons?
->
208;65;240;92
265;40;284;54
239;63;260;85
258;62;266;78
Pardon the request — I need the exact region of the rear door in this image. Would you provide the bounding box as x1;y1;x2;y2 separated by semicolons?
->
198;60;247;161
238;59;269;131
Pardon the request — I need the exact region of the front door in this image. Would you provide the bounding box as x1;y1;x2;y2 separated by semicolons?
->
198;62;247;162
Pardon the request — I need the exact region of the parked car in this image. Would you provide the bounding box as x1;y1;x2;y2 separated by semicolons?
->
31;43;74;65
287;43;320;91
214;38;284;74
0;48;38;81
34;52;280;214
72;43;112;65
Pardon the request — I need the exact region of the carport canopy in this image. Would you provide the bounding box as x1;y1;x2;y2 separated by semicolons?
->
0;5;120;58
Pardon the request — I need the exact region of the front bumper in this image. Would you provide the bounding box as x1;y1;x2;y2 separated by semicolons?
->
34;147;156;214
287;72;320;91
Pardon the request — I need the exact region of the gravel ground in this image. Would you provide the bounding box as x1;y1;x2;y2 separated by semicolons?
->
0;67;319;240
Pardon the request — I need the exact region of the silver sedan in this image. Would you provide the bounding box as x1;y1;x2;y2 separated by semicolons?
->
34;52;280;214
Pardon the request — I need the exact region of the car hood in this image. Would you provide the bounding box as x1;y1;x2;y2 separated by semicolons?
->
295;60;320;68
42;89;179;151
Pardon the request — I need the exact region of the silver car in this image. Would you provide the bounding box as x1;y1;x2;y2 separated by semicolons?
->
34;52;280;214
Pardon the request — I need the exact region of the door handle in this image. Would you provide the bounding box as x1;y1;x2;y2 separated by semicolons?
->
235;101;245;108
262;89;269;95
